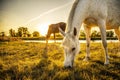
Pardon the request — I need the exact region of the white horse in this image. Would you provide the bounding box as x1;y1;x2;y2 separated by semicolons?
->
59;0;120;68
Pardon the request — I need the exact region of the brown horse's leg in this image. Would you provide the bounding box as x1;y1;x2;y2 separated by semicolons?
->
46;32;51;44
54;33;56;43
46;35;48;44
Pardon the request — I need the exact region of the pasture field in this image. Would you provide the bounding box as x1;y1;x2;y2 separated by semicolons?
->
0;41;120;80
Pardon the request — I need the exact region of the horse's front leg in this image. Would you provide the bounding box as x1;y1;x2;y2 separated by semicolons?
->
54;33;56;43
83;24;91;61
98;19;109;65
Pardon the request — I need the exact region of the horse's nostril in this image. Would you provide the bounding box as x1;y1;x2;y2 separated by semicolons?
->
64;66;72;69
68;66;72;68
72;47;76;51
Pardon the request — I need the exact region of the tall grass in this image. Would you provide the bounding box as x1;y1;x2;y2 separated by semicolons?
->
0;42;120;80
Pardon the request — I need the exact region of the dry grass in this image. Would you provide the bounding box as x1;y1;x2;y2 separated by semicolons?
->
0;41;120;80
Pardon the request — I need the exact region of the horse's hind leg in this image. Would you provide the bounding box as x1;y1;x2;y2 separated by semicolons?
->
114;29;120;41
98;19;109;65
83;24;91;61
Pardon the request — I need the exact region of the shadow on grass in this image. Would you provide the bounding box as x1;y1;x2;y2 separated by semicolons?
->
91;60;104;65
0;65;25;80
31;46;49;79
91;61;120;79
0;45;49;80
30;45;86;80
0;52;8;57
99;70;120;79
111;62;120;70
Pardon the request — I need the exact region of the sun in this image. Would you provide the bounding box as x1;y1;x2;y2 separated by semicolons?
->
37;23;50;36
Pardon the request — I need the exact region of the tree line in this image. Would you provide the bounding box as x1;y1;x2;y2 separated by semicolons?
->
80;30;116;39
0;27;116;39
0;27;40;37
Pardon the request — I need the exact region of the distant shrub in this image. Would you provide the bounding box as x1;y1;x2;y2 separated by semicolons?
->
0;37;22;42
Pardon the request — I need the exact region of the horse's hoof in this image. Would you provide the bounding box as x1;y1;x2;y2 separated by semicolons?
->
104;62;109;65
65;66;72;68
108;56;110;59
83;57;90;61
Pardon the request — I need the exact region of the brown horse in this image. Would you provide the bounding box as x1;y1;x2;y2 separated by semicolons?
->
46;22;66;42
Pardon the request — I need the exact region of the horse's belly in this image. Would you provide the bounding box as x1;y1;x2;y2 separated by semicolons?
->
84;18;120;29
106;24;119;30
84;18;98;27
106;20;120;29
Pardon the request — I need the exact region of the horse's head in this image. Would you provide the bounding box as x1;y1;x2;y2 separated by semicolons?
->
46;34;50;40
59;27;80;68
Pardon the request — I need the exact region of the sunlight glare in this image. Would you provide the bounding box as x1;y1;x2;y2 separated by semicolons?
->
37;23;50;36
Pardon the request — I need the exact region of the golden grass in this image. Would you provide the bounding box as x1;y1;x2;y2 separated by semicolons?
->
0;41;120;80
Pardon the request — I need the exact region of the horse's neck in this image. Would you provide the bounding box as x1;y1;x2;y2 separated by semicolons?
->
66;0;79;34
66;0;90;38
61;25;66;31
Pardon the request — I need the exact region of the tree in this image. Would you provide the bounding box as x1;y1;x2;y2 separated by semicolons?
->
27;31;31;37
56;33;62;38
32;31;40;37
106;31;114;37
17;27;23;37
22;27;28;37
96;32;101;37
80;30;85;38
17;27;28;37
0;32;5;37
9;28;15;37
91;30;98;38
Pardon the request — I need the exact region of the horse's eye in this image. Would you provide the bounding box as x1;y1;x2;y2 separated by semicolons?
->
72;47;76;51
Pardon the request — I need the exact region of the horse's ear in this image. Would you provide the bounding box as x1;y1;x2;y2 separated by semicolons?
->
74;27;77;36
59;27;66;37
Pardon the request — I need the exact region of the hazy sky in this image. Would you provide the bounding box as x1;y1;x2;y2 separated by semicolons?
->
0;0;73;35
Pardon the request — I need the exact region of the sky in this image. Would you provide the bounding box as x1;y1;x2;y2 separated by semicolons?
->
0;0;73;35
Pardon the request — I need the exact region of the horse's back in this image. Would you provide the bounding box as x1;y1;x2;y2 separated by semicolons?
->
107;0;120;29
82;0;120;29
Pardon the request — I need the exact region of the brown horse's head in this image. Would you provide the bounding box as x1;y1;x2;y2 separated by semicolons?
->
46;24;53;40
46;22;66;40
